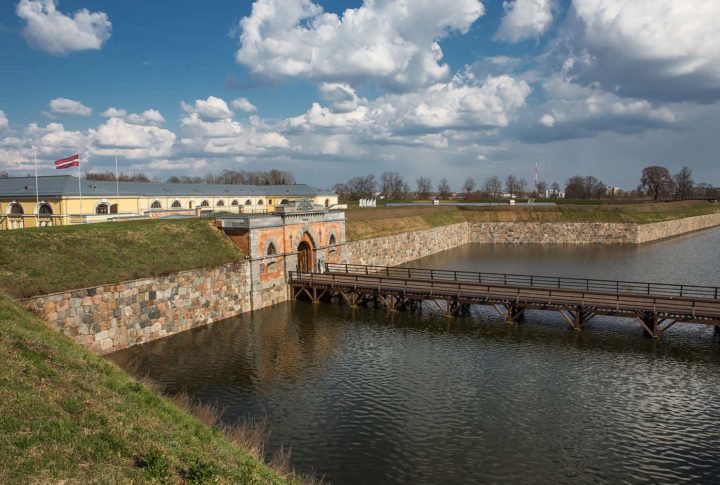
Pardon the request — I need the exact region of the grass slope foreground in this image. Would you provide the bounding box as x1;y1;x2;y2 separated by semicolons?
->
0;294;292;484
0;219;243;299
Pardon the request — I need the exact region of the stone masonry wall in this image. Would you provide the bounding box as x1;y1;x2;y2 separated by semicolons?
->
636;212;720;243
24;261;289;355
24;212;720;355
344;222;471;267
469;222;638;244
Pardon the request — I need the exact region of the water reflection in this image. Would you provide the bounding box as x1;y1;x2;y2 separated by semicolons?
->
111;230;720;484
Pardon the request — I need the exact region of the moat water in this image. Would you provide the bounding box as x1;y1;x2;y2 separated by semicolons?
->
111;228;720;484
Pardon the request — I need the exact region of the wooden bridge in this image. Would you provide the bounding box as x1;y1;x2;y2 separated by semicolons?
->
289;263;720;338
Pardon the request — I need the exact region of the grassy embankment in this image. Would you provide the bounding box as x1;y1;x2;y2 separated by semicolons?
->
0;293;298;484
345;200;720;240
0;218;243;299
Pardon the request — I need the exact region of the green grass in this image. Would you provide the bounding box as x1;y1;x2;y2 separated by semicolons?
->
345;201;720;240
0;294;293;484
0;218;243;299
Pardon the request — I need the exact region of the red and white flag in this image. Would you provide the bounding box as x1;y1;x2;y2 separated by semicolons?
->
54;154;79;169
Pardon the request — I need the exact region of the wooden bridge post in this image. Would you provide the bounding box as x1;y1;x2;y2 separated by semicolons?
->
573;305;584;331
640;312;660;338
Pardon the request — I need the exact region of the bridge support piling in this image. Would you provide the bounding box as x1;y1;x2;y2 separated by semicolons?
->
714;325;720;337
639;312;660;338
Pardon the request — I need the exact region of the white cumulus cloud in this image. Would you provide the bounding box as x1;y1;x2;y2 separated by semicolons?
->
496;0;555;43
90;118;176;159
231;98;257;113
0;110;8;130
563;0;720;101
16;0;112;55
182;96;234;120
235;0;485;91
288;74;531;135
49;97;92;117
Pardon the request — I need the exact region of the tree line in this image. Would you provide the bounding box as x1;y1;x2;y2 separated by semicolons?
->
83;169;296;185
333;171;561;200
333;166;718;202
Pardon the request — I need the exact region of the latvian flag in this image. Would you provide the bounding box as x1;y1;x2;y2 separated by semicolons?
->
54;154;79;169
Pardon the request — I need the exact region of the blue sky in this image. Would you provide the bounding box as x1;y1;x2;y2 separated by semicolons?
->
1;0;719;190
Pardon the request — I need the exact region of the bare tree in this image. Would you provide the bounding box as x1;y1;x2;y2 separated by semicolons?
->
437;178;451;199
550;181;560;194
535;180;548;196
641;165;674;201
565;175;606;199
483;176;502;197
505;175;520;197
416;176;432;199
462;177;476;195
381;171;406;200
673;166;694;200
87;171;151;182
518;178;528;196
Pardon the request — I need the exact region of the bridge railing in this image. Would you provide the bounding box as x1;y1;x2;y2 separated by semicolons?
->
324;263;720;301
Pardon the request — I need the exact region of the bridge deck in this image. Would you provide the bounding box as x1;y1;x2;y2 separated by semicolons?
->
289;263;720;338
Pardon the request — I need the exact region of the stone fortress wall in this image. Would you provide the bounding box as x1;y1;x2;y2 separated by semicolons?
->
24;212;720;354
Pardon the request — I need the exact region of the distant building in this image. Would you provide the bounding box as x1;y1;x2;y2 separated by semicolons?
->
0;175;338;230
605;186;622;196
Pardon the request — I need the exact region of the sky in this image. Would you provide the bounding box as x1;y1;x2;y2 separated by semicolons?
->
1;0;719;190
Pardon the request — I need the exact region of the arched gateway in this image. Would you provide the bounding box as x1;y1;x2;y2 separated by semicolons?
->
297;233;315;272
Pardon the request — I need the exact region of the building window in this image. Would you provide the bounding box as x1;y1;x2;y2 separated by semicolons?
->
110;204;118;214
266;242;278;272
96;203;109;215
244;199;252;206
172;200;182;208
150;200;162;209
38;203;53;215
217;200;225;207
258;200;264;205
189;201;194;209
10;203;24;215
325;199;330;208
232;200;239;206
328;234;337;255
200;200;210;207
280;199;289;205
268;199;273;205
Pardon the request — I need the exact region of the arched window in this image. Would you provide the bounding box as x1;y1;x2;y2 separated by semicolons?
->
244;199;252;206
280;199;289;205
200;200;210;207
171;200;182;208
231;200;239;206
150;200;162;209
38;203;53;215
217;200;225;207
10;203;24;215
266;242;278;272
96;203;109;215
325;199;330;208
258;200;264;205
328;234;337;255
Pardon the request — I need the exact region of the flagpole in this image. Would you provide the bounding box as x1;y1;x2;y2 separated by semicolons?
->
34;148;40;226
78;152;83;224
115;154;119;219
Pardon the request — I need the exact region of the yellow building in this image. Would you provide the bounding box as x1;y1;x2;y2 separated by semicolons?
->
0;175;339;230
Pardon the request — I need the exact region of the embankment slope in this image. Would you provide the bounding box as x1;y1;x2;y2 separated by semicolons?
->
0;218;243;299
